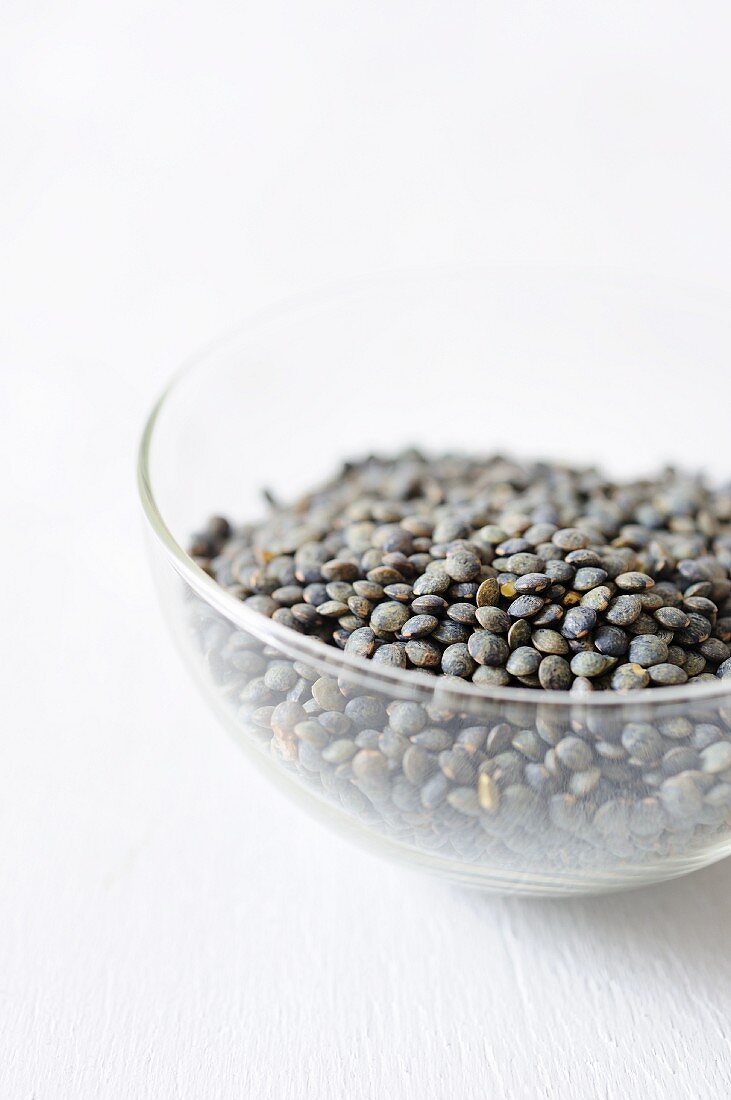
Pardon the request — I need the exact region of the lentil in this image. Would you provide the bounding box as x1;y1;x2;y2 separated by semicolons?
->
191;451;731;878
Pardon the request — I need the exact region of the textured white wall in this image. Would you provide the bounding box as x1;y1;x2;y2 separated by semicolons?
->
4;2;731;1096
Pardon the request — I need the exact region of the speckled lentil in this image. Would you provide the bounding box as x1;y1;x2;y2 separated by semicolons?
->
188;451;731;879
194;451;731;696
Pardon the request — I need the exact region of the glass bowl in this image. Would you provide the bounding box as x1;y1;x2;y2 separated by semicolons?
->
138;269;731;896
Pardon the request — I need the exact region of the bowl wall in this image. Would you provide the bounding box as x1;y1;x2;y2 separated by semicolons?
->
139;270;731;895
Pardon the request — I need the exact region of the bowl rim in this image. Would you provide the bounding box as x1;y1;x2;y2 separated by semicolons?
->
136;271;731;709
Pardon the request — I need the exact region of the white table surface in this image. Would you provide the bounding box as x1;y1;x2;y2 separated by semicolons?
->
4;4;731;1096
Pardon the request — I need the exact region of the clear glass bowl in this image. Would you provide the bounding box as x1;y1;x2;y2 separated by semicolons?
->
138;269;731;896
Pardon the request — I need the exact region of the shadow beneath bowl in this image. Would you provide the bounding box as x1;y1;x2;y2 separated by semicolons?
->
461;856;731;995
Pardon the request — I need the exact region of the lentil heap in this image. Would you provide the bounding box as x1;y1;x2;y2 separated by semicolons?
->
184;452;731;879
192;451;731;692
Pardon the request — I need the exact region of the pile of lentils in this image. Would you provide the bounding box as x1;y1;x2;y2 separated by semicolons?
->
190;451;731;693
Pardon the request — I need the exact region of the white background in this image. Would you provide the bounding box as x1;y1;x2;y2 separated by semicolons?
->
4;3;731;1097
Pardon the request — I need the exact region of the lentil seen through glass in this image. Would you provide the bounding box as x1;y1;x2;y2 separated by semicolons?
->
183;451;731;883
